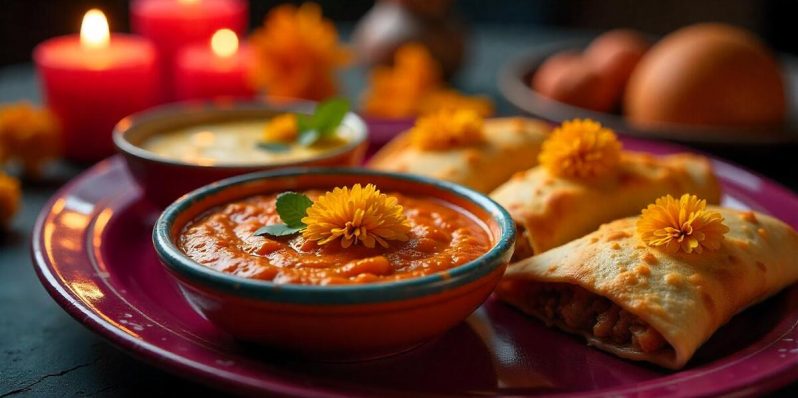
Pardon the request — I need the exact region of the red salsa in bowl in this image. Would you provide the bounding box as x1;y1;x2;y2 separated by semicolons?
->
153;168;515;358
179;190;491;285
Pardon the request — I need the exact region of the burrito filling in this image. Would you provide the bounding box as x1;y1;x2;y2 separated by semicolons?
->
511;223;535;261
502;280;669;354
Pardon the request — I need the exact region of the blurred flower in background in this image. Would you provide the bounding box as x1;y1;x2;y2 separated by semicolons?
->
361;43;493;118
248;3;351;101
361;43;441;118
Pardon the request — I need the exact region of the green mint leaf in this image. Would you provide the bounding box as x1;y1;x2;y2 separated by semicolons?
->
275;192;313;228
297;113;320;146
253;223;303;237
312;98;349;138
296;113;314;132
256;142;291;152
296;98;349;147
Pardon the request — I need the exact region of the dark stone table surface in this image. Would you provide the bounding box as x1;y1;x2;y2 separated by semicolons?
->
1;26;797;397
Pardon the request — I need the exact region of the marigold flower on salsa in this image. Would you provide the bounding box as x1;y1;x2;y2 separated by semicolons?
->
409;108;484;150
539;118;621;179
361;43;442;118
302;184;411;248
0;171;20;228
0;102;61;177
637;194;729;254
262;113;298;142
248;3;350;101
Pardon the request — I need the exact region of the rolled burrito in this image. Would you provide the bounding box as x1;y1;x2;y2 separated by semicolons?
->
491;152;721;259
496;201;798;369
369;115;550;193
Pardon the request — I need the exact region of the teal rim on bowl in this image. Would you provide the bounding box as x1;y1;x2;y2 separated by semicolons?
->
153;168;516;305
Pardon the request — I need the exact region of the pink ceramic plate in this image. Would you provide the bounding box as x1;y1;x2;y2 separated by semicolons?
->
32;138;798;397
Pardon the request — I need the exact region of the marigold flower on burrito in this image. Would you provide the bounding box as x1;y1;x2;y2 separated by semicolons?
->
368;111;550;193
490;119;720;259
496;194;798;369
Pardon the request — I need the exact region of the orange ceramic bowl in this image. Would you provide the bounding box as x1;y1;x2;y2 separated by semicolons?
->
114;101;368;207
153;168;515;359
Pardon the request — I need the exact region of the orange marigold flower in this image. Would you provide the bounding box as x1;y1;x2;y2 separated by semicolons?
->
637;194;729;254
539;119;621;179
0;171;20;228
361;43;443;118
409;108;484;150
419;89;495;117
263;113;298;142
248;3;350;101
0;102;61;177
302;184;411;248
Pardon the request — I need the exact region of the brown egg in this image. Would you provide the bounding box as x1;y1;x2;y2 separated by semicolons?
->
625;23;785;128
532;51;581;96
584;29;649;97
532;51;616;112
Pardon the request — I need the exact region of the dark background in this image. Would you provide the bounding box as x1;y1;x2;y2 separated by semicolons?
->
2;1;798;396
2;0;797;67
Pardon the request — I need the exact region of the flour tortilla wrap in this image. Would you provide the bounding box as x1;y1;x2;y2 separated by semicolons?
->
368;117;550;193
490;152;721;258
496;208;798;369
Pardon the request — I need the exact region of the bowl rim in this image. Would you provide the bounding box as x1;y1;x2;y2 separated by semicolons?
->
153;167;516;305
497;38;798;145
113;100;369;170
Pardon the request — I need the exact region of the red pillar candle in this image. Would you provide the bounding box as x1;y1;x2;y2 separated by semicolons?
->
174;29;254;101
34;9;160;162
131;0;248;102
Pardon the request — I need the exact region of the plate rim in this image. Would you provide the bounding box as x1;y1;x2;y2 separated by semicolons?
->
29;157;352;398
30;151;798;397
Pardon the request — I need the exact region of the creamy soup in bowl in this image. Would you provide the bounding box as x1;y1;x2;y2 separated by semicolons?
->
140;120;358;166
113;101;368;207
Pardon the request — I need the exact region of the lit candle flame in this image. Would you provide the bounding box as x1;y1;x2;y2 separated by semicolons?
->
80;9;110;49
211;29;239;58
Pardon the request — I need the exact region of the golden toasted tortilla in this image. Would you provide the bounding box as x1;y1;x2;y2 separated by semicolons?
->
490;152;721;259
368;117;550;193
496;208;798;369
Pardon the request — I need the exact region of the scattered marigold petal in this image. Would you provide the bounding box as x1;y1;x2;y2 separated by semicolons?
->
262;113;298;142
0;102;61;178
409;109;484;150
539;118;621;179
637;194;729;254
301;184;411;248
0;171;20;228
